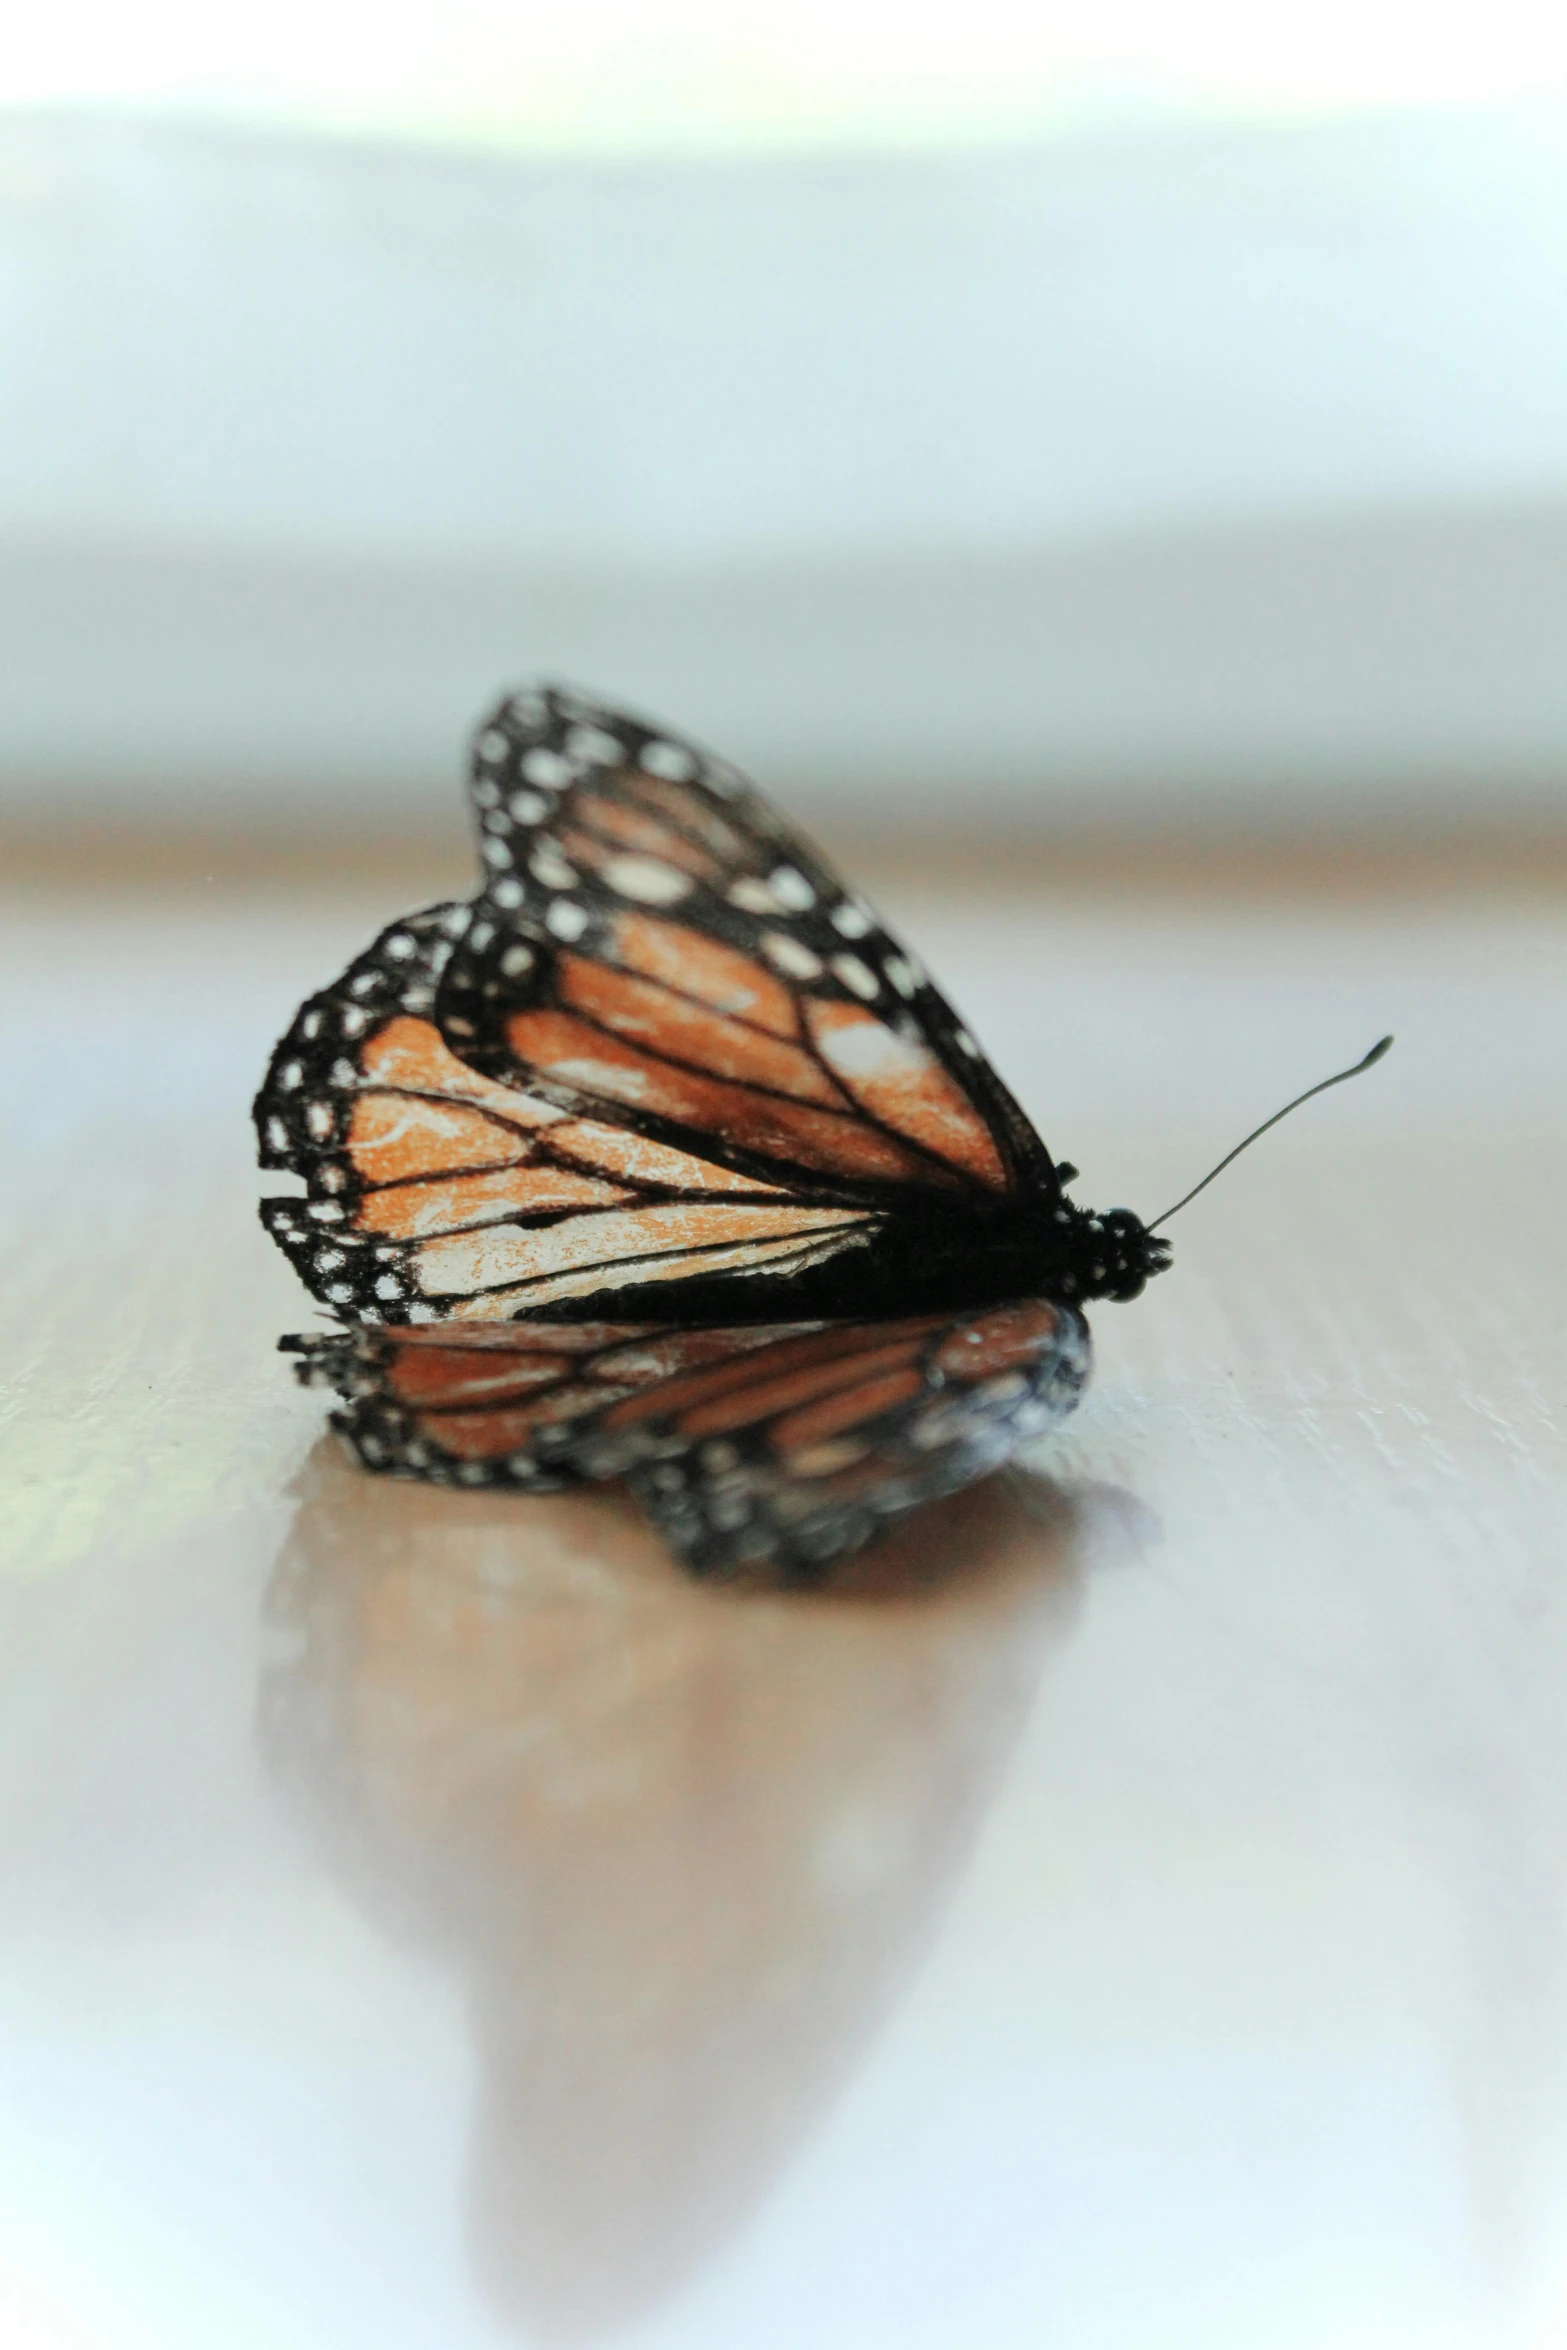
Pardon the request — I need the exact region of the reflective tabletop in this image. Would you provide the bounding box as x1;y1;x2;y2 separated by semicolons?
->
4;870;1565;2349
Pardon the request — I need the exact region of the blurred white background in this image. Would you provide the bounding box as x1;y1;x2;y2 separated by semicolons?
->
3;0;1567;835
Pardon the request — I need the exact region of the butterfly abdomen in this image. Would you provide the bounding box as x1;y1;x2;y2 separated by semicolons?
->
520;1197;1165;1328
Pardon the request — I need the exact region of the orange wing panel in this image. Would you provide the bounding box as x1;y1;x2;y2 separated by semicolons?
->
433;1384;640;1459
356;1163;631;1240
607;912;799;1038
385;1345;578;1407
805;999;1009;1190
588;1328;788;1382
557;956;841;1106
543;1116;786;1196
504;1009;952;1188
602;1317;947;1429
769;1367;927;1450
932;1300;1063;1376
564;797;725;884
348;1095;526;1183
623;771;750;860
672;1336;925;1439
412;1199;865;1300
360;1016;563;1125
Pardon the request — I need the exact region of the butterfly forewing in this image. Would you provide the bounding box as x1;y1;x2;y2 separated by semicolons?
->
436;685;1056;1208
286;1298;1090;1578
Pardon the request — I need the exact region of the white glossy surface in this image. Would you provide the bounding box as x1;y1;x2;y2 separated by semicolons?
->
3;878;1566;2348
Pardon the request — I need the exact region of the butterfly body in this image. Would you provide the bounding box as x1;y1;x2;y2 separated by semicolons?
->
257;684;1170;1577
465;1192;1165;1329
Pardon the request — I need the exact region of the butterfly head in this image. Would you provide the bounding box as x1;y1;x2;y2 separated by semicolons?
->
1061;1202;1172;1304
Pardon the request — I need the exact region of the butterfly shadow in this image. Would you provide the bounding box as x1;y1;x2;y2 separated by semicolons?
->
260;1444;1147;2344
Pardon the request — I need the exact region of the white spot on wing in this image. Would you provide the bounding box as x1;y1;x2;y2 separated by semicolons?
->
546;900;589;940
769;866;815;911
763;932;821;978
640;739;696;780
831;954;880;1000
831;900;872;938
567;724;623;764
522;748;571;787
602;855;694;905
530;846;577;890
815;1019;927;1080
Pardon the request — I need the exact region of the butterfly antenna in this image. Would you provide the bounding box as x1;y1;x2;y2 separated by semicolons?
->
1147;1036;1393;1232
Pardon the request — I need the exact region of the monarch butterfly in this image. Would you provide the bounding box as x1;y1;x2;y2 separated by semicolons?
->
257;683;1388;1578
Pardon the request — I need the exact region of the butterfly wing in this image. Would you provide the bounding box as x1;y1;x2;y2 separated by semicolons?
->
436;683;1056;1208
255;906;878;1321
256;684;1062;1324
286;1297;1089;1579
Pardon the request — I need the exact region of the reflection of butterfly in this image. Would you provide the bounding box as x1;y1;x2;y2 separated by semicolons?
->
257;683;1170;1576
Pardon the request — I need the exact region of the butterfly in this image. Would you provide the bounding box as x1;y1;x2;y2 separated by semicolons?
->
256;681;1175;1578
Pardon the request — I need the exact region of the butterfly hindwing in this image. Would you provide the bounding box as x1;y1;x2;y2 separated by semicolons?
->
284;1298;1090;1579
254;906;877;1322
436;684;1056;1210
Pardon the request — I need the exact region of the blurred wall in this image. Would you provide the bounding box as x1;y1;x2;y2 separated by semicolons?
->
3;102;1567;833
